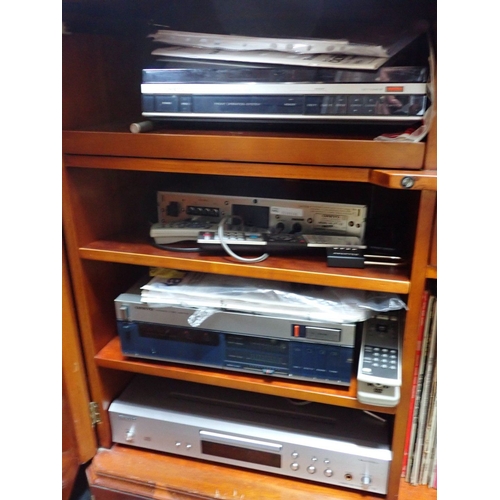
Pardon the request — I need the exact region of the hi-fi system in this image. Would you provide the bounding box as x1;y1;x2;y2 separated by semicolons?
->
109;375;393;494
149;191;408;266
141;65;428;124
107;189;406;493
115;279;403;397
150;190;367;247
115;277;358;386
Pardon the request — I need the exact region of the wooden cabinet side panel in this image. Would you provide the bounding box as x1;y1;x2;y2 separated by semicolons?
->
63;241;97;463
63;163;144;449
429;207;437;268
385;190;437;499
424;71;437;171
424;110;437;171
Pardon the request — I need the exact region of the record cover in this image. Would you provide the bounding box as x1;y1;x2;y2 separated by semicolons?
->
149;21;427;58
142;64;428;84
151;46;389;71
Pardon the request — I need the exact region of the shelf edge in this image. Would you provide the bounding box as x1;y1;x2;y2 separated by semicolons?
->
95;338;397;415
79;245;411;294
62;129;426;170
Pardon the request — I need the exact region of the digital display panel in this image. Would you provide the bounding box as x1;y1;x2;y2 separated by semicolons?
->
138;323;220;345
232;204;270;228
201;440;281;468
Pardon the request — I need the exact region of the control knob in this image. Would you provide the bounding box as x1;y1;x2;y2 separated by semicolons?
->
125;428;134;442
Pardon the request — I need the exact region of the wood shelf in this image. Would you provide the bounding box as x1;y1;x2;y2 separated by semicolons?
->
65;152;372;183
87;445;436;500
65;152;436;189
79;237;411;294
95;337;397;414
87;444;383;500
63;125;426;170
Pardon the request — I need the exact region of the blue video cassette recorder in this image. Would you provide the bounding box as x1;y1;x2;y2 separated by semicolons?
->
114;279;359;386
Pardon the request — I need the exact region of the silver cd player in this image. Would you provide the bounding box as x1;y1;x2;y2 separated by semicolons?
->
109;375;392;494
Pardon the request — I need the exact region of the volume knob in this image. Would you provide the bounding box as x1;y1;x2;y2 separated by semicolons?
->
125;428;135;442
361;475;371;486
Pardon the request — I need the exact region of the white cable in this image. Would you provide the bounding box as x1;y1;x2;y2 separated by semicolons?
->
217;216;269;263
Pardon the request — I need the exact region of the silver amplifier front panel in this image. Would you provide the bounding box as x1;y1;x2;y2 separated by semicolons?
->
109;376;391;494
157;191;367;240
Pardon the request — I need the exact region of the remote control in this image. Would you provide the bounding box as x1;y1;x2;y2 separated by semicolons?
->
150;220;221;244
198;230;268;252
198;231;365;254
357;313;403;407
265;233;310;252
267;233;365;253
198;231;307;253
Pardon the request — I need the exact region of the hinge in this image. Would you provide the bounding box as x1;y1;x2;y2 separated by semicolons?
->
89;401;102;426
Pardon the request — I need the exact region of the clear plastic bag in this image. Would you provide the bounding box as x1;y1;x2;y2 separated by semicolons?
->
141;270;407;326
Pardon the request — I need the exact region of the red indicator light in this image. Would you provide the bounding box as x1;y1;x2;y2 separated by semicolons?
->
386;86;404;92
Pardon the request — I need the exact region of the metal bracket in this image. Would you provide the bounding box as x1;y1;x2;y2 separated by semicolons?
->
89;401;102;427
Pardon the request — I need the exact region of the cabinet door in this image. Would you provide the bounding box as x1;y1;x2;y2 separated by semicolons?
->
62;241;97;464
62;378;80;500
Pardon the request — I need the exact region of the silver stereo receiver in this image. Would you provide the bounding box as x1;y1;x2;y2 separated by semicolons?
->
152;191;367;245
109;375;392;493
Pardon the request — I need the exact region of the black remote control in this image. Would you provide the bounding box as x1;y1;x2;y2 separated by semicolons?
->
197;231;306;253
197;231;364;254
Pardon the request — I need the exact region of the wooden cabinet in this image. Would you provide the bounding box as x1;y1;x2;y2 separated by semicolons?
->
62;2;437;499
